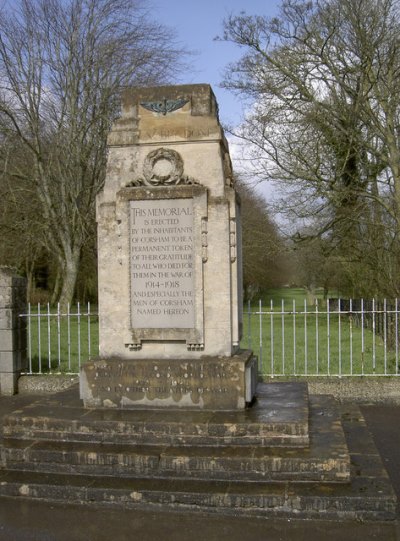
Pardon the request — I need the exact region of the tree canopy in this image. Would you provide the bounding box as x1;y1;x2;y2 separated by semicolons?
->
237;179;290;299
0;0;186;306
220;0;400;297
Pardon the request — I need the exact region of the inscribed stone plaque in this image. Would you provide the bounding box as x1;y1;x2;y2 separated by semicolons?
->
130;198;194;329
80;351;255;410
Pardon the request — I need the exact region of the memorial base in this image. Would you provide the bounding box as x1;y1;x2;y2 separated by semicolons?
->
80;350;257;410
1;383;396;521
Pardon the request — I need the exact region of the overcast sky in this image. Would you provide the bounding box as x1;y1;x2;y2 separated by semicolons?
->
154;0;281;126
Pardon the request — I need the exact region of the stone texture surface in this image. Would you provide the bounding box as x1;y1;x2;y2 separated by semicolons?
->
0;383;396;521
82;84;251;409
5;382;309;447
18;375;79;394
0;268;27;395
94;84;241;361
80;350;256;410
2;396;348;482
264;376;400;404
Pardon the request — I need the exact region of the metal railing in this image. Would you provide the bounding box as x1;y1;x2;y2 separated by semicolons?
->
243;299;400;377
19;299;400;377
20;303;98;374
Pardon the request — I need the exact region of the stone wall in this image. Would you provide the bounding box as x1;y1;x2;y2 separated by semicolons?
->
0;268;27;395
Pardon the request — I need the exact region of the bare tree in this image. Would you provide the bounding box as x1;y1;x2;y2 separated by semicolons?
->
219;0;400;297
238;179;290;300
0;0;186;307
0;135;45;298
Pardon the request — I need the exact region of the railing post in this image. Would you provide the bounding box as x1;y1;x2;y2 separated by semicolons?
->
0;268;27;395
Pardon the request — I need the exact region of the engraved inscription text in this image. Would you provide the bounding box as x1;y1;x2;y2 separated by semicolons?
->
130;199;194;328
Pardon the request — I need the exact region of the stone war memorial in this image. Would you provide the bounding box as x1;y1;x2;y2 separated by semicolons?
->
80;84;257;411
0;85;397;522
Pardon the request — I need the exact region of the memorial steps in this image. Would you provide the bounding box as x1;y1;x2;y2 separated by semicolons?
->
0;382;396;521
2;382;310;448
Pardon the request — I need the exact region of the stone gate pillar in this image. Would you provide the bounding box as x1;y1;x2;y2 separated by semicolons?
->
0;268;27;395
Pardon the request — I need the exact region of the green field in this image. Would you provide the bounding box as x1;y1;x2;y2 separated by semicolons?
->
242;289;398;376
247;287;337;309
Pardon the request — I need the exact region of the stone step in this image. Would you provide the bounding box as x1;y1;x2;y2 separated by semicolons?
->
2;439;348;483
2;394;350;483
0;468;395;522
2;383;310;448
0;389;396;522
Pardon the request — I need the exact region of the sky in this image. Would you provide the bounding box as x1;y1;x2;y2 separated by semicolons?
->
154;0;281;127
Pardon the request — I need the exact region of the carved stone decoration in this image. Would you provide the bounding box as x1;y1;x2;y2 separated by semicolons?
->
222;149;234;186
201;218;208;262
143;148;184;185
116;219;123;265
140;97;189;115
126;342;142;351
230;218;237;263
187;343;205;351
127;148;198;187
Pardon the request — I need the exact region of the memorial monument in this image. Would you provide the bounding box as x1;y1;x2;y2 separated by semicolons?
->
80;84;257;410
0;85;396;522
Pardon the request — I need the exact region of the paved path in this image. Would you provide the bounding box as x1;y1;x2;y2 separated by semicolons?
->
0;393;399;541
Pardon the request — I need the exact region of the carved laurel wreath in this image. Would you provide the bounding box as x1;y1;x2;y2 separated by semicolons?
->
143;148;184;185
127;148;198;187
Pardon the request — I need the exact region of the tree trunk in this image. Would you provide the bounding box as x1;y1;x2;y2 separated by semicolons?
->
58;247;81;310
50;266;62;306
25;255;37;303
25;268;34;303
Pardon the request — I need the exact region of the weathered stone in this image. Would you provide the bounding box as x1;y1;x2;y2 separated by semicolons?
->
81;84;253;410
80;351;255;410
0;384;396;521
4;382;309;447
18;375;79;394
0;269;27;395
0;372;19;395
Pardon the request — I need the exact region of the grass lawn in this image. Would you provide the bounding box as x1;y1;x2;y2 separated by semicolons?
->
242;289;399;376
25;304;99;374
250;287;337;309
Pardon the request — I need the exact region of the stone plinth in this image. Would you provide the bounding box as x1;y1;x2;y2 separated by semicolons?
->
80;84;254;410
80;350;256;410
